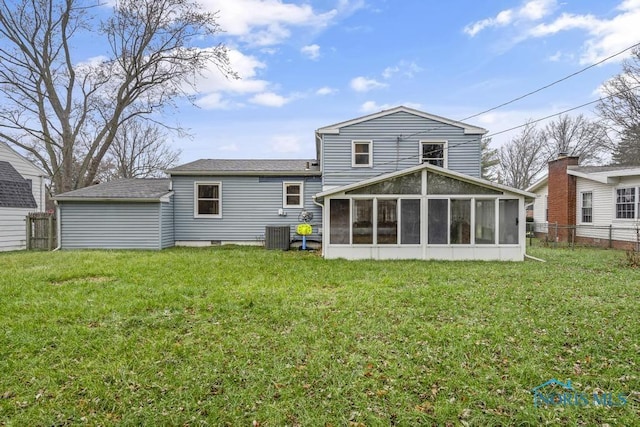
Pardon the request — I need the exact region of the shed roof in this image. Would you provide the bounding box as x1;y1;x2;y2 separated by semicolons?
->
0;160;38;209
167;159;321;176
54;179;172;202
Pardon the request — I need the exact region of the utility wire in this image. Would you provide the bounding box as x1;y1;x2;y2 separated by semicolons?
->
402;40;640;140
326;84;640;177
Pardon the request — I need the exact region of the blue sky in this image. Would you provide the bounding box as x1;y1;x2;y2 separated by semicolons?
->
107;0;640;162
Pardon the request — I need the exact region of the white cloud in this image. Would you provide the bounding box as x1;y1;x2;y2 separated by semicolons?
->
382;61;423;79
465;0;640;65
359;101;422;113
316;86;338;96
464;0;557;36
350;76;387;92
530;1;640;64
219;143;240;152
270;135;302;153
203;0;338;46
301;44;321;60
249;92;291;107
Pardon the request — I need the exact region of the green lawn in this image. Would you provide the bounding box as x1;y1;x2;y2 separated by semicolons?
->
1;246;638;426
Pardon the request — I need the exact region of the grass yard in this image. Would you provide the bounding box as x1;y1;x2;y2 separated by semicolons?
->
0;246;639;426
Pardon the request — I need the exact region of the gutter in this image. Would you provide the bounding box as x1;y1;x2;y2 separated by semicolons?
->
52;201;61;251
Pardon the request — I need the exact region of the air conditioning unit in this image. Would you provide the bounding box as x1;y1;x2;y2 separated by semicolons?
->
265;225;290;250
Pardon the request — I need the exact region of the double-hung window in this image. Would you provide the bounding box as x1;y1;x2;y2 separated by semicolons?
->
581;192;592;223
283;182;303;208
195;182;221;217
616;188;635;219
352;141;372;167
420;141;447;167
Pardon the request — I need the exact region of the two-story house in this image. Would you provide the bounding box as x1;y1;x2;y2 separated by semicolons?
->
54;106;534;260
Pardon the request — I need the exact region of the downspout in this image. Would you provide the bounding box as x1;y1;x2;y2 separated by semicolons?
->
312;195;325;256
52;201;62;251
524;253;546;262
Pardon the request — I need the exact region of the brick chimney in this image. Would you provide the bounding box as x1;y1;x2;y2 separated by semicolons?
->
547;154;579;241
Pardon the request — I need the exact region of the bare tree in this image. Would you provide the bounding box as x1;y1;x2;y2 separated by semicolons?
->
597;47;640;137
98;120;181;181
498;121;547;189
542;114;610;165
0;0;235;194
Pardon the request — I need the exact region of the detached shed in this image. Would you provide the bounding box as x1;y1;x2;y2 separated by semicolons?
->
55;179;174;250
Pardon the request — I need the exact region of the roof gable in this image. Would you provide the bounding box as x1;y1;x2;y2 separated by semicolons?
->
315;106;487;136
0;141;46;177
317;162;534;199
0;161;38;209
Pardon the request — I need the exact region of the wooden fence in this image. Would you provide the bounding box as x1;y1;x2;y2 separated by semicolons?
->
26;212;57;250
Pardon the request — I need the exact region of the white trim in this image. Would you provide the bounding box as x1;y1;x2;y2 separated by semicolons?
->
580;191;593;224
194;181;222;218
419;140;448;168
351;140;373;168
315;106;487;135
283;181;304;208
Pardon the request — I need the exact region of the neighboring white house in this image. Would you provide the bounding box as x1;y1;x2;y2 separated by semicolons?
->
528;155;640;249
0;141;48;251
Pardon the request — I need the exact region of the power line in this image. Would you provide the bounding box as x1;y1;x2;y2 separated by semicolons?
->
402;40;640;140
325;83;640;177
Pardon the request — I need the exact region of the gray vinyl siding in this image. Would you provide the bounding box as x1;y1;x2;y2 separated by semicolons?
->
321;111;482;187
173;175;323;243
60;202;162;249
0;207;30;251
160;197;175;249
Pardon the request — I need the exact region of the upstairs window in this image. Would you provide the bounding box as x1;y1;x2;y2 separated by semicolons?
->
581;192;592;223
420;141;447;167
195;182;221;217
352;141;372;167
283;182;303;208
616;188;635;219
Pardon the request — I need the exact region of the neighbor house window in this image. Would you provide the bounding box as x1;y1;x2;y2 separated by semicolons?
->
420;141;447;167
352;141;372;167
283;182;303;208
195;182;221;217
581;192;593;223
616;188;635;219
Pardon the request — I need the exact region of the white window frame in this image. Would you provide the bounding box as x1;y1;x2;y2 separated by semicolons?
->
581;191;593;223
194;182;222;218
352;140;373;168
615;187;636;220
283;181;304;208
419;140;448;168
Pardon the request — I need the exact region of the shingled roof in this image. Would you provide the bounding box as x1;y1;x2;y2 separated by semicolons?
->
0;161;37;209
54;179;172;201
167;159;321;176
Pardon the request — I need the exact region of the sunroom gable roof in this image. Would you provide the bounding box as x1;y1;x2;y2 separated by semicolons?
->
315;163;535;199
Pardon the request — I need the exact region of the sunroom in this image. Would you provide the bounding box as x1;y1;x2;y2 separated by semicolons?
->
315;164;535;261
